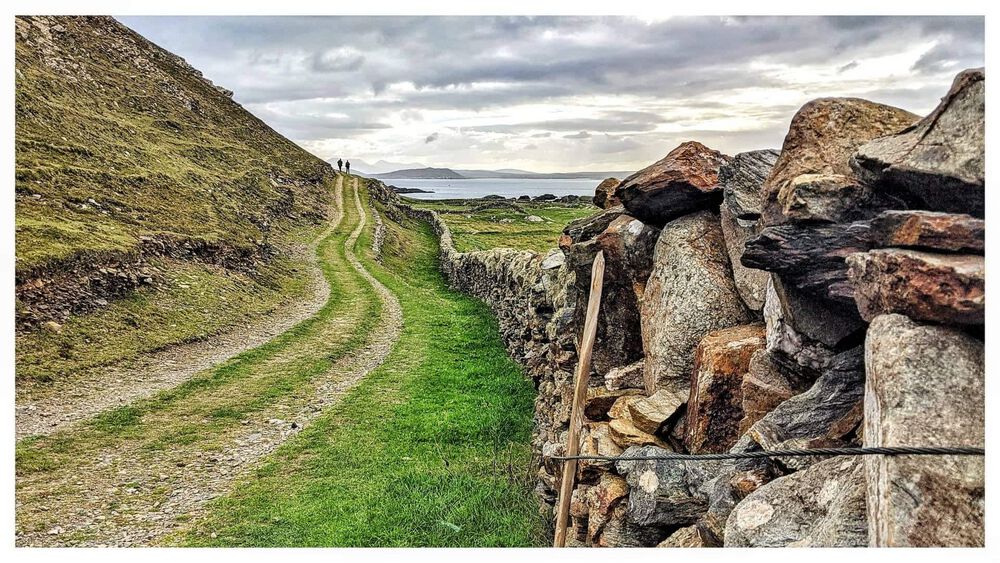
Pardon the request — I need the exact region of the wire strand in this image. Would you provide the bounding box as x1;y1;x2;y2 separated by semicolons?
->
550;445;985;462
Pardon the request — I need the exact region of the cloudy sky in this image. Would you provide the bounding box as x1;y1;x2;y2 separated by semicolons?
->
120;16;984;173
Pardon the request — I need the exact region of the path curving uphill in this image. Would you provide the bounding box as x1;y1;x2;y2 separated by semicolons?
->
15;175;402;546
15;179;345;441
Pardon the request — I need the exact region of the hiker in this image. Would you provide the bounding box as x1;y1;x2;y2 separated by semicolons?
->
345;160;350;174
337;158;343;172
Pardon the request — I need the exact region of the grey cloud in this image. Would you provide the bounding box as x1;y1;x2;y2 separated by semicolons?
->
564;131;591;139
425;132;439;143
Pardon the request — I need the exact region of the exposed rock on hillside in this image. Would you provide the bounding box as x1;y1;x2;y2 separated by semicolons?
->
617;141;732;226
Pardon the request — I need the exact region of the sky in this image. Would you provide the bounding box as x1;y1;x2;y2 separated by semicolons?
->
119;16;984;173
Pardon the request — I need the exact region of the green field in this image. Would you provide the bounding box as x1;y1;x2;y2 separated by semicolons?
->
408;198;596;253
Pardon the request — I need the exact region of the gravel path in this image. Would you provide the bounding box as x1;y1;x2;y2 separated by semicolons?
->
15;177;404;546
15;187;341;441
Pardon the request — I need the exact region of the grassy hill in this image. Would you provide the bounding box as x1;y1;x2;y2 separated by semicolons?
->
15;16;336;380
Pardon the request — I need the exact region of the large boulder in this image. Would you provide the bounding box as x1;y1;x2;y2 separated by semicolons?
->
685;324;766;454
724;457;867;547
617;141;732;226
720;149;779;220
864;314;984;546
641;211;752;394
558;205;626;251
760;97;917;226
593;177;621;209
847;249;984;325
852;69;985;217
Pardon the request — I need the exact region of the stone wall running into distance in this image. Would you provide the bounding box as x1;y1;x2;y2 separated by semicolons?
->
367;67;985;548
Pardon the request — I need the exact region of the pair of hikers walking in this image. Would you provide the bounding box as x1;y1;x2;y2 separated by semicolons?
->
336;158;350;174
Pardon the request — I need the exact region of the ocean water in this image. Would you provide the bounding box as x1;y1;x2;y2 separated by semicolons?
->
382;178;600;200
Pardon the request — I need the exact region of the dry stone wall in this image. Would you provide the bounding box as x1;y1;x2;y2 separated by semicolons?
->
367;68;985;548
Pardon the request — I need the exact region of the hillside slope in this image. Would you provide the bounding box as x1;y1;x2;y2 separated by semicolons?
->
15;16;335;327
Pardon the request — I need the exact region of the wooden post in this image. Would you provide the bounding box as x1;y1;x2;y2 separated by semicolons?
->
553;250;605;547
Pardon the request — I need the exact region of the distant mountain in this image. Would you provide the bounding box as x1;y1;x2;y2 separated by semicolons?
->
332;158;427;175
454;169;633;180
373;167;466;179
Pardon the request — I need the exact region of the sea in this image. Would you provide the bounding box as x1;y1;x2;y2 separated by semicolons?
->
380;178;600;200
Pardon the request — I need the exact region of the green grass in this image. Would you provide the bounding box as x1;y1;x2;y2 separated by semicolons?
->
408;198;596;253
177;182;546;547
16;17;333;275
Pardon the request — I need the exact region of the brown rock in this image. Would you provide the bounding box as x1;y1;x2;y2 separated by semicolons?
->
559;205;625;251
618;141;732;226
593;177;621;209
586;473;629;545
627;389;685;435
852;69;984;217
870;210;984;253
865;314;984;546
568;213;660;375
641;211;752;394
685;324;766;453
775;173;881;223
585;387;644;420
738;349;810;434
761;97;917;226
657;524;719;547
609;413;670;449
847;249;984;325
578;422;625;480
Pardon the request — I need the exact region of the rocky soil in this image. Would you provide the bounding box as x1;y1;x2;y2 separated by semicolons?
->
372;68;985;548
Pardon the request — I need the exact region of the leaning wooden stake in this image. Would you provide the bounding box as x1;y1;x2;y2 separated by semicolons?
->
553;250;605;548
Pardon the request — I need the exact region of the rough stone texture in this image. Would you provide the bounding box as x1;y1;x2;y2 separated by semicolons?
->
585;473;629;545
558;205;625;251
685;324;765;454
609;413;670;449
775;173;885;224
604;360;645;391
593;177;622;209
578;422;624;481
743;220;876;303
724;457;867;547
870;210;984;254
616;446;709;528
720;204;768;311
657;524;719;547
641;211;751;394
852;69;985;217
738;349;810;435
741;346;865;470
760;97;917;226
847;249;984;325
618;141;732;226
566;214;660;376
585;387;643;420
864;314;984;547
720;149;779;220
761;277;835;376
627;389;685;435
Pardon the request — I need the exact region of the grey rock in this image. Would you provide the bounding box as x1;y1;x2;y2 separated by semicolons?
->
719;204;768;311
720;149;779;219
724;457;867;547
641;211;752;394
864;314;984;546
762;277;836;376
852;69;984;217
616;446;709;527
